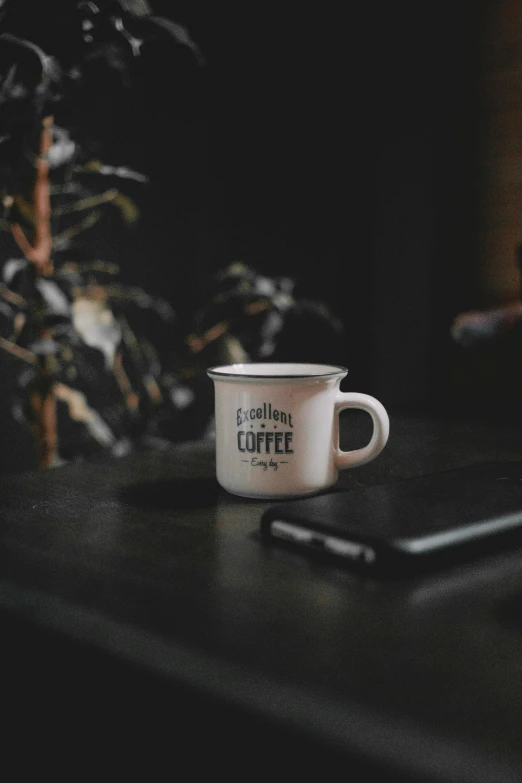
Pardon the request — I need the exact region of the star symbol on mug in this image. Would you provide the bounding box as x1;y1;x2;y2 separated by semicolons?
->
260;423;266;428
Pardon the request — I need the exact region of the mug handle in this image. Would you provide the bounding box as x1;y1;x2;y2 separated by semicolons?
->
334;392;390;469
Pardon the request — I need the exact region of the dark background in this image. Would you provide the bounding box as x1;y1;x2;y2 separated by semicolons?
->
119;1;488;407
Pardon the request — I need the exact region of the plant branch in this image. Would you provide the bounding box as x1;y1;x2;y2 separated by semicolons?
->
0;335;37;365
52;210;101;248
51;189;119;216
10;115;54;277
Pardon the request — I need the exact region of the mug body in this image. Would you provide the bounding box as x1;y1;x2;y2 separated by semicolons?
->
207;363;347;499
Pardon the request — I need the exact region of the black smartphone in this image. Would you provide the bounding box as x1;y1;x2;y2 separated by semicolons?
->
260;461;522;575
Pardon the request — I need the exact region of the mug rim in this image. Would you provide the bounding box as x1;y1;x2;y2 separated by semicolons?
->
207;362;348;380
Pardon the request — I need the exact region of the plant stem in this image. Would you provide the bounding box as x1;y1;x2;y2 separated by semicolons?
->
29;369;57;469
11;115;57;467
11;115;54;277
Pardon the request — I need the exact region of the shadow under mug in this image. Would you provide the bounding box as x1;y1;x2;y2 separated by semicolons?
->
207;362;390;500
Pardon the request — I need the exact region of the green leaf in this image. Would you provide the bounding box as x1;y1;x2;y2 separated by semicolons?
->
148;17;205;65
118;0;152;16
0;33;61;94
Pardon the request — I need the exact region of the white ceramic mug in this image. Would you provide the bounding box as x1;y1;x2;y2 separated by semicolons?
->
207;363;390;500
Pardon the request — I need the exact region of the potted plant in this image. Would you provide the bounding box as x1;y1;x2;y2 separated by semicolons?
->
0;1;346;470
0;0;208;468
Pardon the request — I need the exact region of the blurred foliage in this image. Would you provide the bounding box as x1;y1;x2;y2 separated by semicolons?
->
0;0;345;469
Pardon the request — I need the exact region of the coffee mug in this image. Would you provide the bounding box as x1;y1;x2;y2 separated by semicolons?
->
207;363;389;499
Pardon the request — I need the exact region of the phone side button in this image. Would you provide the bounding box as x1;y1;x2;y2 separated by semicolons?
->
270;520;315;544
325;536;377;564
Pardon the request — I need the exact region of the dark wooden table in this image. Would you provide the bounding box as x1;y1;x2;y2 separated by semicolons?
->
2;412;522;780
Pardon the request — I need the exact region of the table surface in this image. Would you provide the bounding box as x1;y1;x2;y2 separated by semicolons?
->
2;412;522;780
